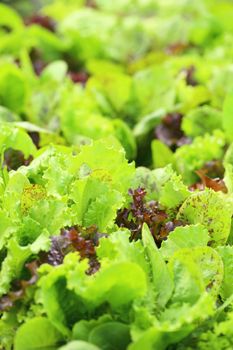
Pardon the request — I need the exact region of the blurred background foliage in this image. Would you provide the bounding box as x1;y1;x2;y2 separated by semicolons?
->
0;0;47;16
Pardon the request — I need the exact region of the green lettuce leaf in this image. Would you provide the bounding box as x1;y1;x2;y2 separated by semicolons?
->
0;63;27;114
38;251;147;335
72;315;112;341
133;108;165;146
182;105;222;137
97;230;148;273
133;66;176;117
177;189;233;247
223;91;233;142
132;164;189;208
59;9;116;62
168;246;223;303
87;71;133;113
68;260;148;310
70;176;123;231
151;140;174;169
14;317;64;350
59;341;100;350
88;322;131;350
177;81;211;114
160;224;209;260
217;246;233;301
70;138;135;193
142;224;173;309
129;293;215;350
0;4;24;31
0;234;50;297
0;123;36;158
175;131;225;184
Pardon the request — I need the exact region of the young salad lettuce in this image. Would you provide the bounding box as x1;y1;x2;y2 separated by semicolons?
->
0;1;233;349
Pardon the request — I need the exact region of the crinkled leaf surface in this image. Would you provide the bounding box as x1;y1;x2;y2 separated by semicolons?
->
177;190;232;246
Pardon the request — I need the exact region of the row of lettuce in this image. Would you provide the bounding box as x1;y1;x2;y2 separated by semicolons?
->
1;1;233;168
0;1;233;349
1;127;233;350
